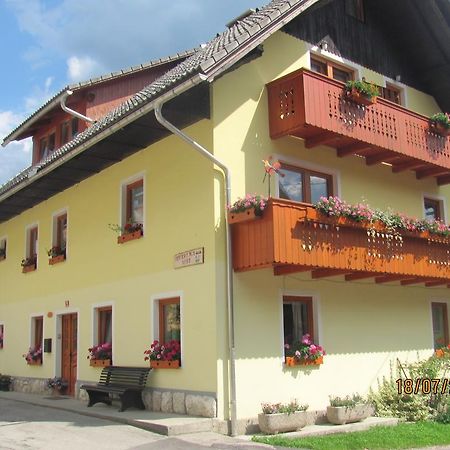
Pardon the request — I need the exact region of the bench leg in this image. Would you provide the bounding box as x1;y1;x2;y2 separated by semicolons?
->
118;391;145;412
86;390;112;407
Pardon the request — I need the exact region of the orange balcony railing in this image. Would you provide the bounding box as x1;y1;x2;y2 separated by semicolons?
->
231;199;450;287
267;69;450;184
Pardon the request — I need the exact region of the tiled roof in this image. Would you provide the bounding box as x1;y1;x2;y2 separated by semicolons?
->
0;0;316;198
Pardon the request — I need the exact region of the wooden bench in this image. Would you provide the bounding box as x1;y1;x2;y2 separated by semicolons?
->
80;366;151;412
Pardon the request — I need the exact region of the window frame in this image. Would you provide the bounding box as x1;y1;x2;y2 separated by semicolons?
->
283;296;315;347
158;297;181;343
126;179;144;225
431;302;449;349
424;197;444;222
278;162;334;204
310;55;354;83
0;237;6;260
0;323;4;349
31;315;44;350
26;225;39;266
97;306;112;345
52;211;68;256
120;173;146;232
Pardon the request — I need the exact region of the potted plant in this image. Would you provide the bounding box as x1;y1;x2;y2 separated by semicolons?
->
47;246;66;265
429;112;450;137
47;376;68;395
227;194;268;224
258;400;309;434
0;374;11;391
23;345;42;365
87;342;112;367
327;394;372;425
345;79;379;106
21;256;37;273
284;333;325;366
109;221;143;244
144;339;181;368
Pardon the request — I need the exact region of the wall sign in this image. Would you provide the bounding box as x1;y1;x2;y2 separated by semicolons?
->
174;247;204;269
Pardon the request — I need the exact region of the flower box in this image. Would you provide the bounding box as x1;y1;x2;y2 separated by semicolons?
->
90;359;111;368
49;254;66;265
285;356;323;366
22;264;36;273
228;209;259;224
346;87;377;106
258;411;307;434
117;229;143;244
150;360;180;369
430;121;450;137
27;359;42;366
326;404;372;425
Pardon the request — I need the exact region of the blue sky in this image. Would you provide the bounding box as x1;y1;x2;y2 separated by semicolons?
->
0;0;259;185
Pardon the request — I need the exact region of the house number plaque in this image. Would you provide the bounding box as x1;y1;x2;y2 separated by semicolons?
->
174;247;204;269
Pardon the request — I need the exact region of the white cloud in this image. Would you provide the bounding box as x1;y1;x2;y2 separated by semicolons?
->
0;111;32;186
24;76;55;112
67;55;104;82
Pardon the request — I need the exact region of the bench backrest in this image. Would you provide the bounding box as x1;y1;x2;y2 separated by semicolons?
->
98;366;151;387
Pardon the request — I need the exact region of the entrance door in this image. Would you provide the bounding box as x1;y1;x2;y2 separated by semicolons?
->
61;313;77;396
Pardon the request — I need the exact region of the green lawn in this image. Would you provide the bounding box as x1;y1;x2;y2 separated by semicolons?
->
252;422;450;450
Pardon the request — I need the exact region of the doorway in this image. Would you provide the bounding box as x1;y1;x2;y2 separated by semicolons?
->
61;313;77;396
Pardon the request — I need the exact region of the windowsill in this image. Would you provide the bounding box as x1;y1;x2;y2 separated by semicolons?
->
22;265;37;274
117;230;143;244
49;255;66;265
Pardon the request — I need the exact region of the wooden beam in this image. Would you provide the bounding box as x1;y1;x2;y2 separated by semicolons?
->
401;278;435;286
337;142;372;157
416;167;450;179
437;174;450;186
392;160;427;173
305;132;337;149
274;265;312;276
375;275;410;284
425;280;449;287
366;151;396;166
311;269;349;279
345;272;377;281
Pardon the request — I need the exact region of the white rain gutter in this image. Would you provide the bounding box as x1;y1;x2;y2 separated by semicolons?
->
60;90;96;124
154;99;238;437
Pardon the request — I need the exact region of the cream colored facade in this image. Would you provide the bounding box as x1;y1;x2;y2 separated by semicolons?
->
0;28;449;424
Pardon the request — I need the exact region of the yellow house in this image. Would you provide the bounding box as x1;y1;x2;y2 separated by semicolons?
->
1;0;450;435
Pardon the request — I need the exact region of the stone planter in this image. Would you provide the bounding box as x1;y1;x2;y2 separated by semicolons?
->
258;411;307;434
326;404;372;425
89;359;111;368
117;230;143;244
150;360;180;369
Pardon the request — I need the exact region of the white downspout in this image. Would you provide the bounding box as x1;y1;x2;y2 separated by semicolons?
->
154;102;238;437
60;90;96;124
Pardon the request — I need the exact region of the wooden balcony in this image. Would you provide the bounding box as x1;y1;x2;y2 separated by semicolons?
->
231;199;450;287
267;69;450;185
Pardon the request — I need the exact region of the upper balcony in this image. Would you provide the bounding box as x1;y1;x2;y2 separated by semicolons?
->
267;69;450;185
231;198;450;288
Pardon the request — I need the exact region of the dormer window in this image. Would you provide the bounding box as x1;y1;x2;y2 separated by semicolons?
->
60;118;79;146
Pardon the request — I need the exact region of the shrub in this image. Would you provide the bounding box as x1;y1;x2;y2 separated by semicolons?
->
329;393;366;407
261;400;308;415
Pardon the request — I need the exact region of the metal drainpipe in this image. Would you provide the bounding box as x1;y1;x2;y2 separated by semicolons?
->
154;102;238;436
60;90;96;124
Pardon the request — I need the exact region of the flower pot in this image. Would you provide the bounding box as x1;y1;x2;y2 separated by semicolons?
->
49;254;65;265
228;208;260;224
150;360;180;369
346;87;376;106
258;411;307;434
430;122;450;137
22;264;36;273
90;359;111;368
27;359;42;366
326;404;372;425
285;356;323;366
117;229;143;244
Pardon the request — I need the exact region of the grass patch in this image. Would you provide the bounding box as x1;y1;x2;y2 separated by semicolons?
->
252;422;450;450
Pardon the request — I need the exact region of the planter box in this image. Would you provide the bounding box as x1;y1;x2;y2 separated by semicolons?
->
258;411;307;434
228;209;260;224
326;404;372;425
117;229;143;244
150;360;180;369
27;359;42;366
90;359;111;368
22;264;36;273
49;254;65;265
285;356;323;366
430;122;450;137
346;87;377;106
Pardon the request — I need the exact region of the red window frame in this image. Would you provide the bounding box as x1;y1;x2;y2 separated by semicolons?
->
158;298;181;343
310;56;354;83
34;316;43;349
28;226;38;259
432;302;449;349
126;179;144;224
283;296;314;347
56;213;67;251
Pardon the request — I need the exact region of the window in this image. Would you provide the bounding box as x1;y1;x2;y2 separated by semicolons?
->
283;296;314;347
424;198;443;222
279;163;333;204
26;226;38;267
0;238;6;260
310;56;353;83
0;324;4;349
125;179;144;225
52;212;67;257
432;303;449;349
380;84;402;105
158;298;181;343
71;118;79;139
32;316;43;350
60;118;79;145
97;307;112;345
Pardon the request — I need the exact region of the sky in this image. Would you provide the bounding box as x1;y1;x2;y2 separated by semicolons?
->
0;0;260;186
